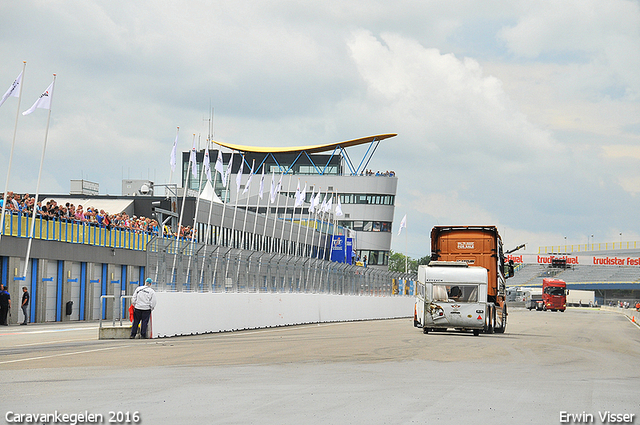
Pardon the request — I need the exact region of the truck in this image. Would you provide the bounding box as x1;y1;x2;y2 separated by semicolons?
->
524;288;544;311
542;278;567;311
414;225;515;335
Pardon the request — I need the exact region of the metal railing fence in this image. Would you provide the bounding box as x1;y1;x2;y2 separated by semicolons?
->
1;211;154;250
146;236;414;296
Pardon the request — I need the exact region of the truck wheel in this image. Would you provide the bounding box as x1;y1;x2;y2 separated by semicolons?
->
495;304;507;334
484;305;494;334
423;327;429;334
473;329;480;336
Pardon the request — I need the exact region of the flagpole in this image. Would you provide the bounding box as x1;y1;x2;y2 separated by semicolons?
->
304;187;318;290
251;166;264;250
311;191;323;260
261;172;274;252
200;148;218;289
279;173;293;254
213;151;233;287
311;189;329;290
0;62;26;244
229;155;244;250
240;159;255;250
185;137;207;288
288;178;299;254
170;134;196;287
295;181;307;256
23;73;56;278
305;187;317;259
168;127;179;187
252;166;264;250
316;190;329;260
405;224;408;274
270;172;283;253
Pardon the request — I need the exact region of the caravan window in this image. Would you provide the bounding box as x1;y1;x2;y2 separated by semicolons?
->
432;284;479;303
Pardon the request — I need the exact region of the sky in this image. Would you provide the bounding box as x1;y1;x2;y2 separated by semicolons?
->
1;0;639;259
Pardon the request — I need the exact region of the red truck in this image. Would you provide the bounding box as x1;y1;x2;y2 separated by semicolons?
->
542;278;567;312
429;226;515;333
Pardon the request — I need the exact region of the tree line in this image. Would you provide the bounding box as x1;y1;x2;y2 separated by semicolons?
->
388;250;430;273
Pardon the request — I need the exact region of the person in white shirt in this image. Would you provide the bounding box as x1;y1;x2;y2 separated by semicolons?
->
130;278;157;339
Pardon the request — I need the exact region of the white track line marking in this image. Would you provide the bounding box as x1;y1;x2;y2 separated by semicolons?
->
0;345;130;365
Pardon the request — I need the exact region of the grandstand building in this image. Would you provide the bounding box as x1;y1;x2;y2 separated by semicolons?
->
181;134;398;268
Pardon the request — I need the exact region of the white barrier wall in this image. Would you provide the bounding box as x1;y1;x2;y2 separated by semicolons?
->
152;292;415;338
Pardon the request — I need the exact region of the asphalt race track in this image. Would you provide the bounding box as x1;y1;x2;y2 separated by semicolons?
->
1;307;639;424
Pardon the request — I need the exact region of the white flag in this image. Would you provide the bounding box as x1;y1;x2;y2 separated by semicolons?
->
294;180;301;207
335;196;343;217
169;132;178;172
0;71;22;108
215;150;224;176
308;188;316;214
269;171;276;203
325;196;332;213
242;161;254;194
189;138;197;179
320;195;327;213
258;166;265;199
23;80;54;115
300;183;306;204
236;156;244;192
398;214;407;235
313;191;321;214
203;148;212;182
223;153;234;187
275;173;282;195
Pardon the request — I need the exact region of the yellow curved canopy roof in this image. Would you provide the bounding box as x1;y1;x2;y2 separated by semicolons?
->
212;134;397;154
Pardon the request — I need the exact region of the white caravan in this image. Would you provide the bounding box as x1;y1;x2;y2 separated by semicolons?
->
414;262;491;336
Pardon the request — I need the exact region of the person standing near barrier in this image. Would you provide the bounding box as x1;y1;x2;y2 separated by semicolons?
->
20;287;29;325
0;284;11;326
130;278;156;339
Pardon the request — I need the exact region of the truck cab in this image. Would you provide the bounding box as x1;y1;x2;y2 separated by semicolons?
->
415;262;492;336
542;278;567;312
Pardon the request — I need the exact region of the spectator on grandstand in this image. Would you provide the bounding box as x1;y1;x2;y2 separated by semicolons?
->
74;205;84;221
1;192;197;240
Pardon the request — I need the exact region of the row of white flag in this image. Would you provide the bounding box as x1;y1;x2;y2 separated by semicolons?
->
0;71;55;115
170;137;411;232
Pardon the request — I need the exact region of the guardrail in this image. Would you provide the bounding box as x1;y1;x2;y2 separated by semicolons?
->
99;294;132;329
2;211;155;250
146;237;415;296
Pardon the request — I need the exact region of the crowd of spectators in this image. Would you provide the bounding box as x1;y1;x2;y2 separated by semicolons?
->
361;169;395;177
0;192;194;239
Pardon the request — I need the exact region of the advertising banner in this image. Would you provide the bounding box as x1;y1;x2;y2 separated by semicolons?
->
507;254;640;267
330;235;345;263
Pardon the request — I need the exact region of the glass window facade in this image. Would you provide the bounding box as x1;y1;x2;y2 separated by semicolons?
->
339;220;392;232
355;250;389;266
339;194;394;205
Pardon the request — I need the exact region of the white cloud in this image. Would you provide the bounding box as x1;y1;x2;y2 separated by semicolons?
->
499;0;640;100
1;1;640;258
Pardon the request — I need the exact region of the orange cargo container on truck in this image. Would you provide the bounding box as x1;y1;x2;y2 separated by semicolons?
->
429;226;514;333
